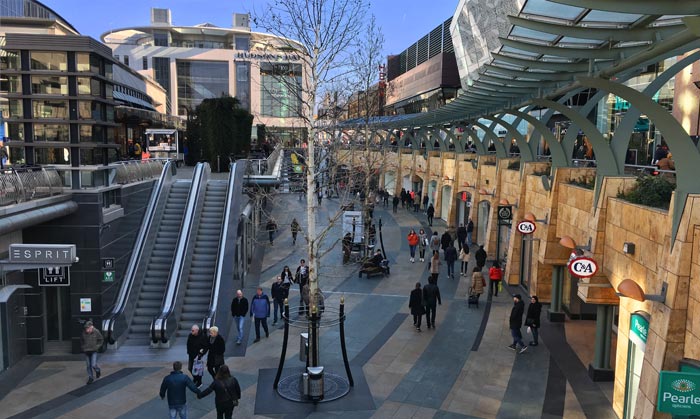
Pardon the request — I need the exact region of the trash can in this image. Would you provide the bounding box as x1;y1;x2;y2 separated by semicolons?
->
307;366;324;401
299;332;309;362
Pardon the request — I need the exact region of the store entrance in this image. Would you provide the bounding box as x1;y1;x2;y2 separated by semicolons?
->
44;286;72;344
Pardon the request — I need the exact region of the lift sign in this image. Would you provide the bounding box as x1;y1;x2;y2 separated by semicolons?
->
569;257;598;278
516;220;536;235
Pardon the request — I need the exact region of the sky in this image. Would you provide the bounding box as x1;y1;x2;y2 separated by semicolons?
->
44;0;460;56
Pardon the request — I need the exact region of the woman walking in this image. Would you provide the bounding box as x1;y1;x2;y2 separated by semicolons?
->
489;261;503;297
526;296;542;346
429;251;441;283
470;267;485;299
203;326;226;379
429;232;441;255
409;282;425;332
407;229;419;263
197;365;241;419
418;228;428;262
459;245;470;276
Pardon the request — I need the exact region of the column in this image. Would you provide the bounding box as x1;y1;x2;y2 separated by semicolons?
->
548;265;565;322
588;304;614;381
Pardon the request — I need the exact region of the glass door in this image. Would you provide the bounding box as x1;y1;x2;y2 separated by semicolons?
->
44;287;71;342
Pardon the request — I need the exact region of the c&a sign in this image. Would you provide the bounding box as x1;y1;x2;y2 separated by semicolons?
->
568;256;598;278
658;371;700;415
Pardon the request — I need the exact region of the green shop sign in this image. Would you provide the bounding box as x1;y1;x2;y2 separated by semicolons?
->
630;313;649;351
658;371;700;416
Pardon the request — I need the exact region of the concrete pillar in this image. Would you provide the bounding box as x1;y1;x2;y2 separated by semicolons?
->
588;304;615;382
548;266;565;322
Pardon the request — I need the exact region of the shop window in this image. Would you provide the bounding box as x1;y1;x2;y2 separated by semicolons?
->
34;124;69;142
0;75;21;93
30;52;67;71
31;76;68;95
32;100;68;119
34;147;70;165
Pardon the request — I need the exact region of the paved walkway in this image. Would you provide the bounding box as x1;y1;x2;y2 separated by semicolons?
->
0;193;616;418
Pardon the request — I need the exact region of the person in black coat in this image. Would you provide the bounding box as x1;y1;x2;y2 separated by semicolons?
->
525;295;542;346
441;231;452;251
197;365;241;419
423;277;442;329
409;282;425;332
456;224;467;251
271;276;289;325
475;245;487;269
186;324;206;386
444;243;458;279
508;294;527;353
202;326;226;379
427;204;435;226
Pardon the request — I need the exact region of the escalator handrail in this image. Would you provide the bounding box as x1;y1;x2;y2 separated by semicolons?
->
102;160;175;344
204;162;238;331
151;162;209;343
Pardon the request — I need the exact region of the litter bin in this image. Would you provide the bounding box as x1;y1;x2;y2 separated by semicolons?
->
299;332;309;362
307;366;324;401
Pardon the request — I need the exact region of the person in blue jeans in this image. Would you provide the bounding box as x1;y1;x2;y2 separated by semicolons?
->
160;361;201;419
508;294;528;354
250;287;271;343
230;290;248;345
80;321;103;385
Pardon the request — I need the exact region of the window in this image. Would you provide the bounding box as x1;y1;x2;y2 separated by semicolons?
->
6;123;25;141
123;55;129;66
0;50;20;70
32;100;68;119
91;78;101;97
176;60;228;115
153;57;171;94
236;62;250;110
34;124;69;142
30;52;67;71
235;37;250;51
35;147;70;165
79;125;93;142
4;100;23;118
90;54;101;74
0;75;21;93
77;77;91;95
260;62;302;118
105;84;113;99
142;56;148;70
7;146;25;165
31;76;68;95
78;101;104;120
76;53;91;72
80;149;104;165
154;31;169;47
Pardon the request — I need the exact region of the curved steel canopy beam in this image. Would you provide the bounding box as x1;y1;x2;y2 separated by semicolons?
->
485;114;536;162
506;108;569;168
472;120;507;158
527;88;587;158
492;52;599;72
548;0;700;15
484;64;586;81
499;37;648;60
507;15;684;42
463;126;488;156
438;127;464;153
578;76;700;245
477;73;561;88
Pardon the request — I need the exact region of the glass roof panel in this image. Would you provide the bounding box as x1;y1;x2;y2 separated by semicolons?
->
540;55;574;63
558;37;605;46
500;45;540;57
493;61;526;71
582;10;643;23
510;26;559;42
522;0;584;20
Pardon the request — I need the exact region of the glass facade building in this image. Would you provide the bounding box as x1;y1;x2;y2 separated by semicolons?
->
260;62;302;118
176;60;229;115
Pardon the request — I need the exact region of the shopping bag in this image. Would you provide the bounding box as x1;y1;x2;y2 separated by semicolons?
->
192;357;204;376
527;326;532;335
498;282;503;292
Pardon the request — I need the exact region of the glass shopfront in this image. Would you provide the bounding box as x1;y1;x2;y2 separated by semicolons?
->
260;62;302;118
176;60;228;114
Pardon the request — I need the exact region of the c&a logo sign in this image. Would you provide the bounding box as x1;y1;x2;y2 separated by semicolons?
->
568;257;598;278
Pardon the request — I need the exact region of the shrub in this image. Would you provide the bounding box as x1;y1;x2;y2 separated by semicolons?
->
532;167;550;177
617;175;675;210
568;176;594;190
507;160;520;170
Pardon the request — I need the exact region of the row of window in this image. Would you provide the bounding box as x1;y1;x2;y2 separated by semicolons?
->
0;50;113;78
5;123;116;143
6;146;119;165
0;75;112;98
2;100;114;121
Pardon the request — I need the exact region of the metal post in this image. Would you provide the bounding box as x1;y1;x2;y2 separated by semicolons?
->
339;297;354;386
217;155;221;173
496;224;501;264
310;305;319;367
273;299;290;389
593;305;613;370
548;266;565;322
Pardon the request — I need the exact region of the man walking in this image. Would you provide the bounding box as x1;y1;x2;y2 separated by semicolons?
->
426;203;435;226
423;278;442;329
392;195;399;213
81;321;103;385
250;287;271;343
266;218;277;245
444;242;458;279
230;290;248;345
508;294;528;353
271;276;289;325
186;325;206;387
159;361;201;419
290;218;300;245
475;244;487;269
466;218;474;247
457;223;467;251
422;194;429;212
295;259;310;315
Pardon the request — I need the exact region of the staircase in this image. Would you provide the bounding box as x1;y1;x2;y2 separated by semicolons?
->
124;181;190;346
176;181;227;337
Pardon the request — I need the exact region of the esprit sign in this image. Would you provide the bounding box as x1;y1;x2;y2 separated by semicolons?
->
658;371;700;415
568;257;598;278
516;220;536;235
9;244;76;264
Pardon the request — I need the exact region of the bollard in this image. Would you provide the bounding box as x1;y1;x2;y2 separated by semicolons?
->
299;332;309;362
302;372;309;396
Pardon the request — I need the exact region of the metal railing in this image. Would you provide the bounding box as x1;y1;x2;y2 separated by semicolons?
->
0;167;64;207
113;159;168;184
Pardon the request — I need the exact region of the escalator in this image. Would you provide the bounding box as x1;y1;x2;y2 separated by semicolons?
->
123;181;190;345
175;181;227;337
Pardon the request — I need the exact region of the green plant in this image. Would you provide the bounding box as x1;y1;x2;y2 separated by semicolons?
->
532;167;550;177
617;175;675;210
568;176;595;190
507;160;520;170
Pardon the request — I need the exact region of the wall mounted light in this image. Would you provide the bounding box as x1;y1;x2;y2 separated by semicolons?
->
559;235;592;251
478;188;495;197
444;176;454;181
524;212;548;224
499;198;510;206
617;279;667;303
623;242;635;255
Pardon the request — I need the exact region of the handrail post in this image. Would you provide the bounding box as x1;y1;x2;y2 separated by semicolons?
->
13;168;25;204
273;299;290;389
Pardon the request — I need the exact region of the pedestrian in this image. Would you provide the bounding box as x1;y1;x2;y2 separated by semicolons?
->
457;223;467;251
418;228;428;262
159;361;201;419
203;326;226;378
392;195;399;213
427;203;435;226
186;324;206;387
466;218;474;247
290;218;300;245
250;287;271;342
317;189;323;205
271;276;289;325
295;259;310;315
525;296;542;346
230;290;248;345
0;144;7;169
266;218;277;245
508;294;528;353
475;244;487;269
423;277;442;329
429;231;441;255
470;266;485;299
489;261;503;297
414;193;421;212
409;282;425;332
197;365;241;419
444;242;458;279
280;265;294;286
459;244;470;276
429;250;441;283
407;228;419;263
441;230;452;252
81;321;103;385
400;188;407;208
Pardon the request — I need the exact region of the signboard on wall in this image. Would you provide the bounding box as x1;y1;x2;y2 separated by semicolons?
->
9;244;76;264
39;267;70;286
629;313;649;351
497;205;512;226
568;257;598;278
657;370;700;416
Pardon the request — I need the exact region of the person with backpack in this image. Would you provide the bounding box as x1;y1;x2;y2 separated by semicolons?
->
489;261;503;297
444;242;458;279
429;232;441;256
197;365;241;419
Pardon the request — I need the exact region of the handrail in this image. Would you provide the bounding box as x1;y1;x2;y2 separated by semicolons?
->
151;162;209;343
102;160;176;344
204;162;238;332
0;167;64;207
